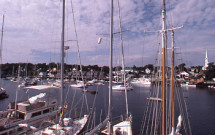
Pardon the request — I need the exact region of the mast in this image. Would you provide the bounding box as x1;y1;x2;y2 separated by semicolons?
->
0;15;4;83
60;0;65;123
117;0;129;118
171;26;175;132
0;14;4;61
161;0;167;135
12;65;14;77
15;65;21;115
107;0;113;134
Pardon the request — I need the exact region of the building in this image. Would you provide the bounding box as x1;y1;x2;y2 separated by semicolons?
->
202;50;209;70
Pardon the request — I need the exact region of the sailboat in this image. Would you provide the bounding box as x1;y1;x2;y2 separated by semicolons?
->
0;87;8;99
140;0;191;135
70;80;86;88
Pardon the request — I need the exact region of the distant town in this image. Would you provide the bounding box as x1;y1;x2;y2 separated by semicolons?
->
1;60;215;88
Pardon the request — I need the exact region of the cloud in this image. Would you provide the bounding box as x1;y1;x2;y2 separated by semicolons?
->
0;0;214;67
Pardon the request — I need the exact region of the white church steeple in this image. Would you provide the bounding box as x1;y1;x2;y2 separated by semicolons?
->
203;50;209;70
205;50;208;67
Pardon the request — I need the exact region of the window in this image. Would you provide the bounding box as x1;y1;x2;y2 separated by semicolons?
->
32;111;42;117
18;112;25;119
43;109;50;114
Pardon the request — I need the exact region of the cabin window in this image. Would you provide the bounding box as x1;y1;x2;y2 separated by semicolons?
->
18;112;25;119
32;111;42;117
43;109;50;114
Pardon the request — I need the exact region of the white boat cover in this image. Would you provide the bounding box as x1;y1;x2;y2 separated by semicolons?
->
28;93;46;104
175;115;182;134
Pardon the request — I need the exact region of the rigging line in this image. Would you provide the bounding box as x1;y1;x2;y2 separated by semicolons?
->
146;95;154;135
50;1;61;63
175;86;188;135
93;109;97;129
90;109;96;130
177;87;188;135
85;80;100;131
141;32;146;67
146;89;154;135
150;100;157;135
149;86;158;134
140;89;151;135
100;109;103;124
84;92;89;112
157;103;163;135
152;86;162;134
86;111;91;131
64;81;71;106
79;94;85;118
66;0;69;51
70;0;87;93
143;88;154;135
156;86;162;133
181;87;192;135
69;94;84;115
154;72;162;128
79;92;89;117
179;88;189;135
68;86;77;118
75;64;78;80
153;94;161;135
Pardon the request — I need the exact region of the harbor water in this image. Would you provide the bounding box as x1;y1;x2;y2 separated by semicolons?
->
0;79;215;135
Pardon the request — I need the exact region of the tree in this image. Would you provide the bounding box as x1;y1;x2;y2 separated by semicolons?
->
102;66;109;76
205;62;215;80
177;63;187;72
144;64;154;73
132;65;137;70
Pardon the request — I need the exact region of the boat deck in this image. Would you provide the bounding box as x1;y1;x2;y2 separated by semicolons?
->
0;117;21;130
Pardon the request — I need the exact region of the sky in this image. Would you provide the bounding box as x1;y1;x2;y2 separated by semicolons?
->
0;0;214;67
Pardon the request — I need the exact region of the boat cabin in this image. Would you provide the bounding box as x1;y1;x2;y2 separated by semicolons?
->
8;99;58;120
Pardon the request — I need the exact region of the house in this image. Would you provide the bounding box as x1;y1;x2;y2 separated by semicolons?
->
177;71;189;79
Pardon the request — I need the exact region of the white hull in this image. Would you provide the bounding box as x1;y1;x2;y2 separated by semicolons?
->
113;120;132;135
131;78;151;85
70;83;86;88
102;116;132;135
25;84;59;90
112;85;133;91
181;83;196;87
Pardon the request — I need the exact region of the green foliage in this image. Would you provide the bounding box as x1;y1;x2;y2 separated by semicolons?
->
205;62;215;80
175;63;187;72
